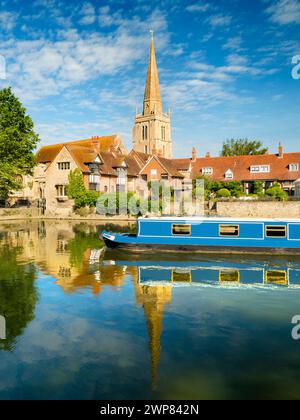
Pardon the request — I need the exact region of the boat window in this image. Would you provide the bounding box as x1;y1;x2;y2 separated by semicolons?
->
172;270;192;283
219;225;239;237
265;270;287;285
265;225;286;238
219;270;240;283
172;224;191;236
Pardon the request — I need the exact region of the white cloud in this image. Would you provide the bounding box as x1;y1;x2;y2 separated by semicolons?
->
0;9;171;102
223;36;244;51
208;14;232;27
186;2;210;13
0;11;17;31
78;2;96;25
265;0;300;24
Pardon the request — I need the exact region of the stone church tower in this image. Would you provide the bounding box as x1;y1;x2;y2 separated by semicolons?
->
133;32;173;159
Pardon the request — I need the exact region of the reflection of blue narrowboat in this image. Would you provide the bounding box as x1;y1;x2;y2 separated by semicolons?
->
102;217;300;255
102;259;300;289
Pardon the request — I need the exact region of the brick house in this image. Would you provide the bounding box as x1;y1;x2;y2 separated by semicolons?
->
172;143;300;196
32;135;139;215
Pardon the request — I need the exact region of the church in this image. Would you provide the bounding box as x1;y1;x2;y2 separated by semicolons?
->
9;33;300;213
133;31;172;159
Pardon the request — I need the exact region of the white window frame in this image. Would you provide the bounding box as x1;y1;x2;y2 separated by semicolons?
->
225;169;233;179
250;165;270;173
202;167;213;175
289;164;299;172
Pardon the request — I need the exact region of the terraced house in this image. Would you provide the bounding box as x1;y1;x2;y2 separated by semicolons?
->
173;143;300;196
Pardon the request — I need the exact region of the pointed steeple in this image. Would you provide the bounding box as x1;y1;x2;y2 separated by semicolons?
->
143;31;162;116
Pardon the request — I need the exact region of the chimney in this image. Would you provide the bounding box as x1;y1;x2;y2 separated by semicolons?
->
192;147;197;162
91;137;100;154
206;152;211;158
152;144;157;156
278;142;283;158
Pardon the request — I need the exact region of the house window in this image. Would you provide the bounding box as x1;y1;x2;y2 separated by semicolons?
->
151;169;158;177
219;225;239;237
172;224;191;236
56;185;68;198
58;162;70;170
225;170;233;179
145;145;148;154
202;167;213;175
265;225;286;238
289;164;299;172
117;168;126;185
250;165;270;173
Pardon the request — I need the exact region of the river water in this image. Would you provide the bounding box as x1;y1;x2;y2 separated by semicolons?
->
1;220;300;400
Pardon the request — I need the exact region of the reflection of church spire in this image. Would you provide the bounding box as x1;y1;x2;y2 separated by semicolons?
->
133;277;172;390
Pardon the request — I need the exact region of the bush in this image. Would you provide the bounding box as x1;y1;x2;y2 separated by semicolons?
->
217;188;231;198
265;183;288;201
68;169;100;209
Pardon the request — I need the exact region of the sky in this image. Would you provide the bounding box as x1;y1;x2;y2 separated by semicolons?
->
0;0;299;157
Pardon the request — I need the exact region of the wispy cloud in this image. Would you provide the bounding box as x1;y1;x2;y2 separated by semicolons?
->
78;2;96;25
0;11;18;31
208;13;232;27
186;2;210;13
265;0;300;24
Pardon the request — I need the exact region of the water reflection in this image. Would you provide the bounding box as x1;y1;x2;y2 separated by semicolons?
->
0;234;38;351
1;221;300;399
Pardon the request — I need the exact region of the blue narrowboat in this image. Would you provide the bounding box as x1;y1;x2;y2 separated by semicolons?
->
101;217;300;255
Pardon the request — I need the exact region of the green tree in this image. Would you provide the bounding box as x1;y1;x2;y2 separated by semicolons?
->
221;139;268;156
0;88;39;199
68;169;99;209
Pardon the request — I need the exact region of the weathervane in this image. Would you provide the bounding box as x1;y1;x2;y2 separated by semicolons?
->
150;29;154;40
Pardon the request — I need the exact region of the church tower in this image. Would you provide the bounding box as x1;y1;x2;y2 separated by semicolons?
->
133;31;173;159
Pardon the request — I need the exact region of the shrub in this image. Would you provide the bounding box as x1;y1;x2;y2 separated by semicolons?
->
68;169;100;209
217;188;231;198
265;185;288;201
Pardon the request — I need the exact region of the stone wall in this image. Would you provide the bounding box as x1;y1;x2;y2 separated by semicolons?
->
0;208;39;220
216;200;300;218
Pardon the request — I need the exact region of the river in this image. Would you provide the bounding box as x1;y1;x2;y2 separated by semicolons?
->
1;220;300;400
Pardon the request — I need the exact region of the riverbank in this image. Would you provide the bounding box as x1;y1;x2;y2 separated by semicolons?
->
1;200;300;221
0;208;136;222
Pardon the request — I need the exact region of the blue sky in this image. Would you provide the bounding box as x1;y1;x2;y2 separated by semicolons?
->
0;0;299;157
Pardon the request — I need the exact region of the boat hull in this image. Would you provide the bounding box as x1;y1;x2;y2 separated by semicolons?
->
103;237;300;255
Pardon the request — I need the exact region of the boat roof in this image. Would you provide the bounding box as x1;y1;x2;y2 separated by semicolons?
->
139;216;300;223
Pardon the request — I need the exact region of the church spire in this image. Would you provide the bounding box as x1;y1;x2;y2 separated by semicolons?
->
143;31;162;116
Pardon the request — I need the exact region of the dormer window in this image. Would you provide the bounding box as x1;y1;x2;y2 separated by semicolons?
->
250;165;270;173
289;164;299;172
225;169;233;179
202;167;213;175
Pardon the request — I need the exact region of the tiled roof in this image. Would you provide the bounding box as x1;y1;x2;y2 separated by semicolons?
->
36;135;124;164
157;156;185;178
172;153;300;181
